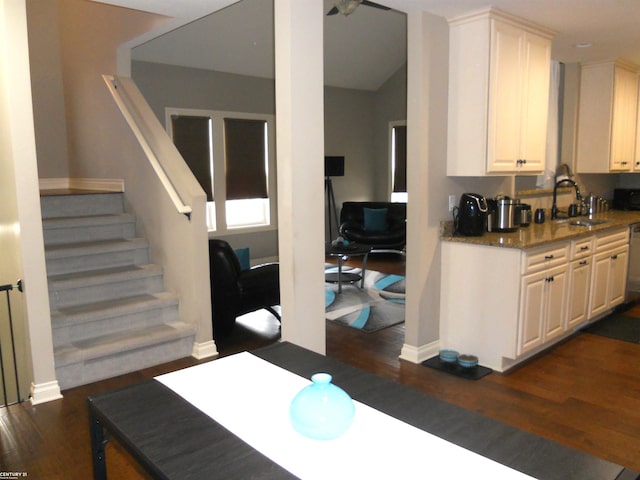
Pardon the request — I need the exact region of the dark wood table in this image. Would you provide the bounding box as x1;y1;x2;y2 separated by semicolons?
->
88;342;638;480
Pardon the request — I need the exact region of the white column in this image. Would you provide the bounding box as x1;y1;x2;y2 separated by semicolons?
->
401;10;449;363
274;0;325;354
0;0;62;403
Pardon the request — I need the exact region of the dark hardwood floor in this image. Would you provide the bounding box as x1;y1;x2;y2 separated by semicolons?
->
2;252;639;478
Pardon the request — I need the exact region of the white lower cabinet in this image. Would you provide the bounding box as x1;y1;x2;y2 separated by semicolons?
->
566;236;594;329
609;247;629;306
440;226;630;372
566;258;592;329
588;245;629;318
518;264;567;355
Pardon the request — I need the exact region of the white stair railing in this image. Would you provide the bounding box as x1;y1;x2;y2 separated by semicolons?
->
103;74;193;219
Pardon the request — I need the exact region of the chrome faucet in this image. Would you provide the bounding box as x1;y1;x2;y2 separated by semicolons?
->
551;178;582;220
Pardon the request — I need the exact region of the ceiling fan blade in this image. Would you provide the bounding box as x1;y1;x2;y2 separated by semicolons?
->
326;6;339;15
361;0;391;10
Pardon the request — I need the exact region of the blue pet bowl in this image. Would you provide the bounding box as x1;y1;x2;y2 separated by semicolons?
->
457;354;479;368
439;349;459;363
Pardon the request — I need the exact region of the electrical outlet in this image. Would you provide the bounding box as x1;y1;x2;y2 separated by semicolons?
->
448;194;457;212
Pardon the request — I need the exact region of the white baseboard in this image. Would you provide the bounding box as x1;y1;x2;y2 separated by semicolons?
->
192;340;218;360
39;178;124;192
30;380;63;405
399;339;440;364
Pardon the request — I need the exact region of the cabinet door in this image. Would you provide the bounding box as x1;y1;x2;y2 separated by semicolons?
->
519;32;551;172
608;247;629;307
610;67;638;171
518;271;546;355
567;258;592;329
588;251;611;319
544;265;568;341
487;19;523;172
589;246;630;318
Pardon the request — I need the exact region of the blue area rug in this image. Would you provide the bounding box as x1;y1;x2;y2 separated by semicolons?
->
325;266;405;332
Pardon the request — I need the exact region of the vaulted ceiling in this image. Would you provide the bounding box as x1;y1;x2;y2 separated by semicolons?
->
98;0;640;92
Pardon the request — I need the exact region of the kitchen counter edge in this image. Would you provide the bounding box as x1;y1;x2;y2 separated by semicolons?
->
441;211;640;249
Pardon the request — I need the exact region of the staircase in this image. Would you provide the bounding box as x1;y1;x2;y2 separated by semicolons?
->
41;191;195;390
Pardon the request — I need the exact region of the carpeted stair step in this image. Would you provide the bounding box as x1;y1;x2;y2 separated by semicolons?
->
45;238;149;276
41;192;124;219
41;190;195;390
54;321;195;390
43;213;136;246
48;264;164;311
51;292;179;347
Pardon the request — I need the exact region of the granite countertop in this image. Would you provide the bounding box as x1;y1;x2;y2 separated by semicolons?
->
441;210;640;249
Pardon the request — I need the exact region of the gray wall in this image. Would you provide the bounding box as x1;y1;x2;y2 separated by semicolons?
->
132;57;638;256
132;60;400;248
26;0;69;178
323;86;376;238
132;61;276;119
132;61;278;257
374;63;408;198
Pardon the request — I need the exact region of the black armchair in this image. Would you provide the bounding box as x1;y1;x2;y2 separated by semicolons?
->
339;201;406;250
208;239;280;339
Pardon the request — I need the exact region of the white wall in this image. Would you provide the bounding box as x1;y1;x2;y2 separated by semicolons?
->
402;9;448;360
274;0;326;354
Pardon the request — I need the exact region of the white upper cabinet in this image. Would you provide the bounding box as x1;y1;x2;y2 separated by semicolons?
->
576;60;639;173
447;8;553;176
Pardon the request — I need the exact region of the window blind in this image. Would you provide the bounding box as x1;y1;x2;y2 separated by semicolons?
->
393;125;407;193
224;118;268;200
171;115;213;201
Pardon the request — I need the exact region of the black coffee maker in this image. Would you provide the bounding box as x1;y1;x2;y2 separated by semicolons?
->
454;193;488;236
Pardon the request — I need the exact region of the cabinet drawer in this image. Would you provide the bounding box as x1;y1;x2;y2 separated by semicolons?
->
570;237;594;259
594;227;629;252
522;243;568;274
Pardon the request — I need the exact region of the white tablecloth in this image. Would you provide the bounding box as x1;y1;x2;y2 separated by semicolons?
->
156;351;534;479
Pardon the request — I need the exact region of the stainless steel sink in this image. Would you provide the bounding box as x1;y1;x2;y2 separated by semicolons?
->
568;219;608;227
554;218;608;227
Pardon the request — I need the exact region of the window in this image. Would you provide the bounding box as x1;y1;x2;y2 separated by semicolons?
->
167;108;276;233
390;122;407;203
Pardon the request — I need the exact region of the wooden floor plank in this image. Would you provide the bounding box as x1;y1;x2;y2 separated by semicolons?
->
1;255;639;477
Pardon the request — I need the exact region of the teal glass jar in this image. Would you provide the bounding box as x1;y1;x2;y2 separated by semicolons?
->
289;373;355;440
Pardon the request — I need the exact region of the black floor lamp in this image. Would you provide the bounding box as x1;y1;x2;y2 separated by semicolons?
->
325;156;344;241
